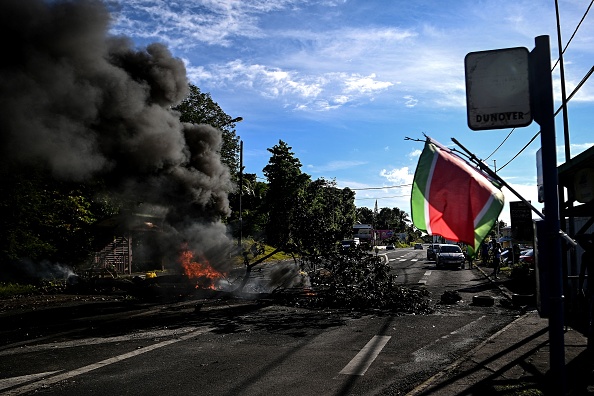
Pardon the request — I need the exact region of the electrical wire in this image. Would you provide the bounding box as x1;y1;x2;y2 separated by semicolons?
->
552;0;594;71
497;66;594;172
486;1;593;164
350;184;411;191
484;128;515;161
355;194;410;200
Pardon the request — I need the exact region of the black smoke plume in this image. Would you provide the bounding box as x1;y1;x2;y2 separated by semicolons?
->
0;0;234;274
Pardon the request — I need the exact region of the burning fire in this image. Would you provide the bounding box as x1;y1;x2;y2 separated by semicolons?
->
178;247;225;290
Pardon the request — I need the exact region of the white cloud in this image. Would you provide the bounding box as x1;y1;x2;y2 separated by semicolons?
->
192;61;395;111
344;73;393;94
379;167;414;185
403;95;418;108
408;149;422;158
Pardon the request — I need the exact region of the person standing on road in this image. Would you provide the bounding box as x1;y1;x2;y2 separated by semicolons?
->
491;242;502;279
466;245;473;269
481;242;489;266
578;234;594;358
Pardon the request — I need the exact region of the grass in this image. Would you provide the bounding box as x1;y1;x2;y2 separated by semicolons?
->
0;282;38;298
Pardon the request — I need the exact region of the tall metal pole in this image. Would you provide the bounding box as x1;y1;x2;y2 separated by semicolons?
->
555;0;577;296
531;35;565;395
555;0;571;162
239;140;244;249
494;160;500;239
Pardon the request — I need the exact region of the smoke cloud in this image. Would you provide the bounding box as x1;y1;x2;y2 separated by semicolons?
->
0;0;234;273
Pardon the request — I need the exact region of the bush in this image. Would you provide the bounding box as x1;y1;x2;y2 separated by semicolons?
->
0;282;37;298
510;261;532;279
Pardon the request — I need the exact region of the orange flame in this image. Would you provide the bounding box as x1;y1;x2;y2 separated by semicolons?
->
178;247;225;290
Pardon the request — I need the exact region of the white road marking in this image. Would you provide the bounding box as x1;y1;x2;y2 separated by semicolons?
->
339;335;391;376
399;259;406;262
0;372;60;392
1;327;213;395
0;327;202;356
418;270;432;285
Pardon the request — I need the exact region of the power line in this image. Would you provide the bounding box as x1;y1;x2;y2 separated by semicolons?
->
355;194;410;200
552;0;594;71
497;66;594;171
486;1;593;164
484;128;515;161
349;184;411;191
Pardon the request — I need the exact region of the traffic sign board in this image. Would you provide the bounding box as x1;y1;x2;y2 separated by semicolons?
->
465;47;532;130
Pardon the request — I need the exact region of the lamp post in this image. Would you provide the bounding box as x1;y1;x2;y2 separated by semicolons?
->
219;116;244;249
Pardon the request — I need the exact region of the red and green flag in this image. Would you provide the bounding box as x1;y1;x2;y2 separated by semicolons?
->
411;138;504;254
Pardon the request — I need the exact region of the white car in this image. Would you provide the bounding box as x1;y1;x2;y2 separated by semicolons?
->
435;244;465;269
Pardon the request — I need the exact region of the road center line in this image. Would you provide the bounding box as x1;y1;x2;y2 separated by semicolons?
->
339;335;391;376
2;327;213;395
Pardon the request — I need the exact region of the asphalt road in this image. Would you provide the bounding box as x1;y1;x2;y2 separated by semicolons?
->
0;246;520;396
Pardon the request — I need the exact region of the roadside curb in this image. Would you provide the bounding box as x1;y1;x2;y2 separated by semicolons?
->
472;262;514;301
405;311;531;396
406;262;534;396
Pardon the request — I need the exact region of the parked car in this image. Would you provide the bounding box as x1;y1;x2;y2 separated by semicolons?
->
519;249;534;266
386;244;395;250
427;244;441;260
414;243;423;250
341;238;360;249
435;244;465;269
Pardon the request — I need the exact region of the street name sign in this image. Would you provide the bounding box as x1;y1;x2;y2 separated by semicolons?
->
465;47;532;130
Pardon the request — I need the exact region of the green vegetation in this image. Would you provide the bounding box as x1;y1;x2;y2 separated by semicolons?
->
0;83;422;311
0;283;37;298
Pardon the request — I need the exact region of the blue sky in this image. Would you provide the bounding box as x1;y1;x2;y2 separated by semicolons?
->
107;0;594;225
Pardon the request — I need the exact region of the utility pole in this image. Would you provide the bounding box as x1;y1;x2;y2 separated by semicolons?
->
238;139;244;249
494;160;500;239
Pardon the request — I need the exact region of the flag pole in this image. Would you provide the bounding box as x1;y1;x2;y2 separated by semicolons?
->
450;137;576;247
451;137;543;219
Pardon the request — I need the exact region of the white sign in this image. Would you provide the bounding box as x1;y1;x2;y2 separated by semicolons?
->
465;47;532;131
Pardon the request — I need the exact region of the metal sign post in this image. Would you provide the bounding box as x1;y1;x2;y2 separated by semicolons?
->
464;35;565;395
530;35;565;396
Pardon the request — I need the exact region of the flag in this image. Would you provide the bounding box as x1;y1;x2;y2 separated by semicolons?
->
410;138;504;254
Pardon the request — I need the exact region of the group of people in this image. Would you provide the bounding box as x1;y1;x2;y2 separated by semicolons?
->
478;239;521;279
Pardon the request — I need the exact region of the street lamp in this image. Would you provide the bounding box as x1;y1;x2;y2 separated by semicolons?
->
220;116;245;249
230;116;244;249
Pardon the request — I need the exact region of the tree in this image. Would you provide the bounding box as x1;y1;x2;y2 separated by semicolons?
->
172;84;241;179
262;140;310;250
375;207;411;232
231;172;268;239
293;178;356;255
356;207;374;225
0;162;118;280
